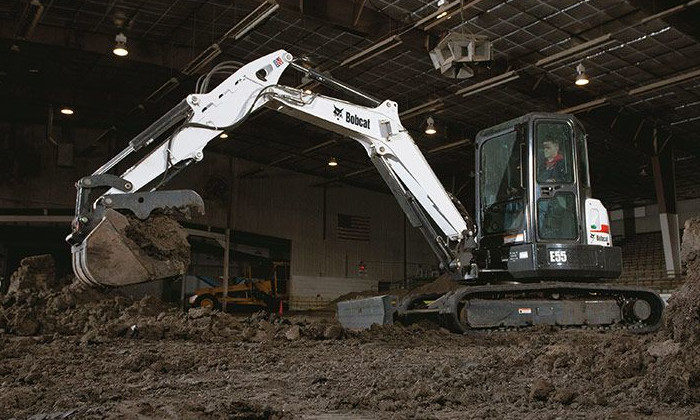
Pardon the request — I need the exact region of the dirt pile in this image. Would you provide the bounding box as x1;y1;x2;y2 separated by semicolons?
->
6;254;69;294
680;216;700;266
622;216;700;405
663;217;700;343
1;255;348;344
1;284;348;344
79;306;349;345
7;226;700;418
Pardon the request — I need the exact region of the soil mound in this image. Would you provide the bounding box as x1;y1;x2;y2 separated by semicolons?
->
0;254;349;344
664;217;700;343
680;216;700;266
6;254;70;294
1;281;348;344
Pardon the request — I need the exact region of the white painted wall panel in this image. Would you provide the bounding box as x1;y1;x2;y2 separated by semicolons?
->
167;155;438;295
611;198;700;237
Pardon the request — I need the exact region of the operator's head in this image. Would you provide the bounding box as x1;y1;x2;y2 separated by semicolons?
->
542;138;560;160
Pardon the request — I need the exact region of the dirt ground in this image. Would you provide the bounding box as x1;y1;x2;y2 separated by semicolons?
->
2;218;700;419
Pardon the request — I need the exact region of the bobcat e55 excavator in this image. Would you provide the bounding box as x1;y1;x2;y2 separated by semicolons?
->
66;49;664;332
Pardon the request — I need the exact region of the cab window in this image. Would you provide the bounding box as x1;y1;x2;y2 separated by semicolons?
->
575;123;590;188
537;193;578;240
480;130;524;234
536;122;574;184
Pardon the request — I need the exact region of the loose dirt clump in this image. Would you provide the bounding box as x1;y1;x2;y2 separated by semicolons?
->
6;254;69;294
124;212;191;265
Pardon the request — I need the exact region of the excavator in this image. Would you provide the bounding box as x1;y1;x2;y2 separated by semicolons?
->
66;49;664;332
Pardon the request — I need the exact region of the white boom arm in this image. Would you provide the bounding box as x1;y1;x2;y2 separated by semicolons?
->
97;50;473;270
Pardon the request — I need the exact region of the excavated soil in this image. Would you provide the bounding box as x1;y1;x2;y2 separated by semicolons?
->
3;219;700;418
124;213;191;264
663;217;700;343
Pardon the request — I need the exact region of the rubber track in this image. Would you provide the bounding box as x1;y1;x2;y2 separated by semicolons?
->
437;282;664;334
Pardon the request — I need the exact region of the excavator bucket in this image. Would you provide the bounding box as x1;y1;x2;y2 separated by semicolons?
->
336;295;399;329
72;209;190;287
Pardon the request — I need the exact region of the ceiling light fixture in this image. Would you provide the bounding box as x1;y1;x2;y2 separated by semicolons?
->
575;63;589;86
455;71;519;97
219;133;229;139
328;157;338;167
628;68;700;97
535;34;612;68
413;0;460;28
181;44;221;75
399;98;444;120
425;116;437;135
113;32;128;57
436;0;448;17
145;77;180;103
60;107;74;115
557;97;608;114
220;1;280;41
340;35;403;68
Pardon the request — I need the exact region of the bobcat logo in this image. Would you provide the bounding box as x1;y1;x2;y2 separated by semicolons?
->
333;105;344;120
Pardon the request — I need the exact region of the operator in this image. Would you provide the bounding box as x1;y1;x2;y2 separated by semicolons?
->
540;138;566;183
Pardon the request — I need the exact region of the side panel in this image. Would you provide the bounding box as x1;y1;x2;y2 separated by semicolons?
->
585;198;612;246
499;243;621;279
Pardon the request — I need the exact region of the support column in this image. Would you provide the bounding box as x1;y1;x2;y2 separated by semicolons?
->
650;132;681;277
222;228;231;312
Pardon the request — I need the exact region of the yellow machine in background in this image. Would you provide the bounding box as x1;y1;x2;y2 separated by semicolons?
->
188;262;287;311
189;277;275;310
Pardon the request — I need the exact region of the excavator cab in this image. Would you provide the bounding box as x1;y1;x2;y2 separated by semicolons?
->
474;113;621;281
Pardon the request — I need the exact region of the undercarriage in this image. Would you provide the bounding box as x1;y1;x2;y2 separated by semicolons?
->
397;282;664;333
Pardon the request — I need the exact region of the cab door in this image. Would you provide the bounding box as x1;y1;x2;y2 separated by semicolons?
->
532;118;580;243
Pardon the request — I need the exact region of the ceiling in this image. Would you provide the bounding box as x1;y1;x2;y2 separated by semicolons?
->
1;0;699;211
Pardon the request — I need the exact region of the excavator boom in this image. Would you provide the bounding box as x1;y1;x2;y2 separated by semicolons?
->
68;49;474;287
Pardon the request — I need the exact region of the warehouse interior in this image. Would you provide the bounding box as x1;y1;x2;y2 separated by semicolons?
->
1;0;700;418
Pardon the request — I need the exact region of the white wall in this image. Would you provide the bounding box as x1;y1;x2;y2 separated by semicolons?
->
610;197;700;236
166;154;438;284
